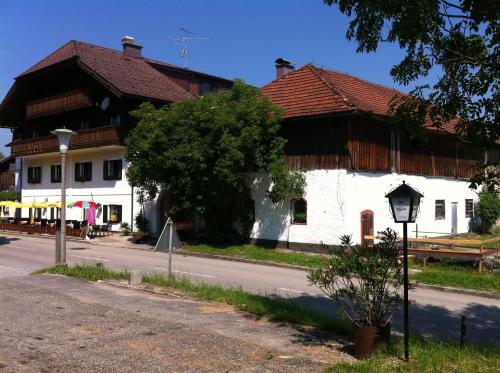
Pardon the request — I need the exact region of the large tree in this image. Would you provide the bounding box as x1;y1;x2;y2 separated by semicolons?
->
324;0;499;188
125;80;305;242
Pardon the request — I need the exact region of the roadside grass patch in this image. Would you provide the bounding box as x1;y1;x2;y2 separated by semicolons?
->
410;262;500;293
142;273;351;335
183;244;326;268
327;336;500;372
32;264;129;282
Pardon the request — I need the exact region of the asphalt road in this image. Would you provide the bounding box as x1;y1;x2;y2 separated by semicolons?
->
1;233;499;345
1;273;347;372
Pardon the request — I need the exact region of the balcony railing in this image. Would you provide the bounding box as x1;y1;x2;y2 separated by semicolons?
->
11;125;126;157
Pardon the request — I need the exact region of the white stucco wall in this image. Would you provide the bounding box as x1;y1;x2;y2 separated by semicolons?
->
251;170;479;246
19;147;143;231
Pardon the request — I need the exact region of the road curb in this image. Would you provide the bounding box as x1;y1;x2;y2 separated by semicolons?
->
176;250;310;272
414;282;500;300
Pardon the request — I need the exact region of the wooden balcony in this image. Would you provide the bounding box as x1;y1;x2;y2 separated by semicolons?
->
26;89;92;119
11;125;126;157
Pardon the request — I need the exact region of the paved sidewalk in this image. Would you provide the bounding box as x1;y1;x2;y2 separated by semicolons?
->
0;275;349;372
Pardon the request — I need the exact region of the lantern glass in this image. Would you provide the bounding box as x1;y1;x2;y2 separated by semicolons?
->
390;196;412;222
51;128;77;155
410;196;421;222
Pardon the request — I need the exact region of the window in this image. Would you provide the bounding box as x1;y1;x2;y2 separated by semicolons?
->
103;204;122;223
291;198;307;224
75;162;92;182
103;159;122;180
465;199;474;218
35;208;42;219
32;129;41;138
110;114;121;126
200;82;215;94
435;200;445;220
80;119;90;130
27;166;42;183
51;165;61;183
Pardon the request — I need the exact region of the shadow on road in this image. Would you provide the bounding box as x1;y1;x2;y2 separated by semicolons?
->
278;293;499;345
0;236;20;245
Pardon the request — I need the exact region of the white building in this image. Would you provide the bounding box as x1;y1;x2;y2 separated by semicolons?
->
1;38;232;233
0;41;488;248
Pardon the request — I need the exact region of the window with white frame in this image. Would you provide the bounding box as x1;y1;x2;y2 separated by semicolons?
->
465;199;474;218
291;198;307;224
435;200;445;220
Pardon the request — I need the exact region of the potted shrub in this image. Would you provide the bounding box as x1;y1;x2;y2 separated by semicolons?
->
132;211;149;243
119;222;130;236
308;228;404;359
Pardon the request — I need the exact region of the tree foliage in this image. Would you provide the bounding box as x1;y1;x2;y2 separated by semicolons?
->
475;192;500;233
324;0;499;188
125;80;305;242
0;191;19;201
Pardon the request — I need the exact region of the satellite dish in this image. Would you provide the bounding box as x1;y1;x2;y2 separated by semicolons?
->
99;97;110;111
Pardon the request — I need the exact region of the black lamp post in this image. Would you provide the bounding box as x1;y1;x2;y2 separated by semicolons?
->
385;181;423;362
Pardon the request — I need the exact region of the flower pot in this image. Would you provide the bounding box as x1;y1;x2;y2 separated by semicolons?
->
353;325;379;359
132;231;148;243
377;322;391;346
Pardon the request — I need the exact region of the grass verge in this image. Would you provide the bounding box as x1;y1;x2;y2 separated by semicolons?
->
32;264;129;282
327;336;500;372
410;262;500;293
183;244;326;268
142;272;351;335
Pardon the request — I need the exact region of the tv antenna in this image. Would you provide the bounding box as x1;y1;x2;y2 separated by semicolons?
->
169;27;208;68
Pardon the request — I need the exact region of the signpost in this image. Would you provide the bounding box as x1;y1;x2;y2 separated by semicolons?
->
154;217;181;277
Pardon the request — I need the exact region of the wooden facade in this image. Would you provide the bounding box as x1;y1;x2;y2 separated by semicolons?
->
282;116;482;180
11;125;125;157
26;89;92;119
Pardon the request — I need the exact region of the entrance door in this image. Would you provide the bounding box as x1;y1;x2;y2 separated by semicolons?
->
451;202;458;234
158;191;195;240
361;210;374;246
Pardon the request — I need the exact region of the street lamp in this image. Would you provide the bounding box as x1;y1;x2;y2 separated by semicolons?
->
385;181;423;362
51;128;76;264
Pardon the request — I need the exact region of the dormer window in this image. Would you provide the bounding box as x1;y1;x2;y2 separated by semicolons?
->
201;82;215;95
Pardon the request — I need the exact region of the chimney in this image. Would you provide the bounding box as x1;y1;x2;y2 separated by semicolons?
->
275;58;295;79
121;36;143;58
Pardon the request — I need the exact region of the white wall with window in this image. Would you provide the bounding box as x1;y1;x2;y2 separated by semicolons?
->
250;170;479;246
20;147;142;231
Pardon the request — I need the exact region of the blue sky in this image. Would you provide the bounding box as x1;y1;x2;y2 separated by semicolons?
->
0;0;429;156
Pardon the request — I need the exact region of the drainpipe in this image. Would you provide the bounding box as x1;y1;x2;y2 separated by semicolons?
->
130;185;134;231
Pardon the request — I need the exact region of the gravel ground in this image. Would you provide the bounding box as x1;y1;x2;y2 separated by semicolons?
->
0;275;349;372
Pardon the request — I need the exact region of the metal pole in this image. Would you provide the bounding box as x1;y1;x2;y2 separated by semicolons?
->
403;222;409;362
167;217;173;277
460;315;467;347
60;153;67;264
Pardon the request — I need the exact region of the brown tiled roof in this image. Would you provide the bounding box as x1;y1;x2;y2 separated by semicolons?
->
262;64;459;133
19;40;193;102
261;64;403;119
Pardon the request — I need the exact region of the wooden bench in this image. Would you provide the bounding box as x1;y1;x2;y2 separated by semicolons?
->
364;235;500;272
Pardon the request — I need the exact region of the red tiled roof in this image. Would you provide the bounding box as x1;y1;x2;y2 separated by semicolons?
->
19;40;193;102
261;64;403;119
262;64;459;133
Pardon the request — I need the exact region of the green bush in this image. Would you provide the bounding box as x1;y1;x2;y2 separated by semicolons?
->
475;192;500;233
308;229;404;327
135;211;149;232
